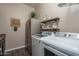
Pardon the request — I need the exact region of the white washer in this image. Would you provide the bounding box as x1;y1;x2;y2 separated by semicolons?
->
32;34;44;56
32;31;52;56
41;32;79;56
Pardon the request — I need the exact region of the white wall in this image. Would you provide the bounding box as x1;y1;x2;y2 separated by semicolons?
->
35;3;79;33
0;3;34;50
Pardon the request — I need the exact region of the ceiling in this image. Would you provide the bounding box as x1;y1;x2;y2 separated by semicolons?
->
24;3;40;8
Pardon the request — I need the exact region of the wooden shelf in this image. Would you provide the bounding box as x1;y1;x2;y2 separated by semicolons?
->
42;28;60;32
41;17;59;23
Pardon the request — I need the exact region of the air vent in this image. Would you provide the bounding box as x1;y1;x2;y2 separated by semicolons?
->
58;3;79;7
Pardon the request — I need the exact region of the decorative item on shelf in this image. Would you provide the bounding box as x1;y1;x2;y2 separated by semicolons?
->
48;16;52;20
43;15;48;20
43;17;47;21
10;17;21;32
41;23;46;29
30;12;36;18
52;22;58;29
47;22;52;29
49;21;53;29
41;23;44;29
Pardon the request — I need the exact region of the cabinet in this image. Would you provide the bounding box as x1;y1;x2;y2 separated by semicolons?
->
0;34;6;56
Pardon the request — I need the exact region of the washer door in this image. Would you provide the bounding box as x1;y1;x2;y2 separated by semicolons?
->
44;48;57;56
43;42;68;56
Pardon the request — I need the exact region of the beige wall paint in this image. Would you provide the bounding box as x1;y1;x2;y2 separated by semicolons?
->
35;3;79;33
0;3;34;50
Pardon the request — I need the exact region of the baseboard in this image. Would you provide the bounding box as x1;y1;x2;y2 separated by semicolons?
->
5;45;26;52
